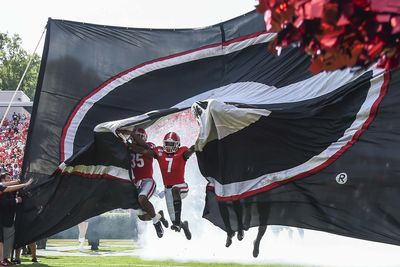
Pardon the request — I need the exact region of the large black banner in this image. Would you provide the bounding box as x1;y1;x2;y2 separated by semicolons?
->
17;9;400;248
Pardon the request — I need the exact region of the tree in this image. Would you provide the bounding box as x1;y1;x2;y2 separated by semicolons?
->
0;32;41;100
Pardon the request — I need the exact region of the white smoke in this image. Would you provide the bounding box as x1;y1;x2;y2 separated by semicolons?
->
134;110;400;267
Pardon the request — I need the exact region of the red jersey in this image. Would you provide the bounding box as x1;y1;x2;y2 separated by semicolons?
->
153;146;189;186
131;142;155;182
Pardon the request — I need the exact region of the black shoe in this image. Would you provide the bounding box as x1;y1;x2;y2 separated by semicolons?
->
11;259;21;265
171;222;181;232
225;235;233;247
32;258;39;263
237;229;244;241
253;240;260;258
159;210;169;228
154;221;164;238
181;221;191;240
226;231;234;247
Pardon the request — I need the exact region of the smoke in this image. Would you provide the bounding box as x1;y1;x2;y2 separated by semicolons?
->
134;110;400;267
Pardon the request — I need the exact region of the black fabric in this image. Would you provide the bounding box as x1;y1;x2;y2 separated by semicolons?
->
22;11;267;177
17;7;400;249
0;192;17;227
197;71;372;183
202;69;400;246
14;132;138;247
17;11;276;246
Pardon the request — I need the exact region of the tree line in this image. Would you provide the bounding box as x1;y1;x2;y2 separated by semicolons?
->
0;32;41;100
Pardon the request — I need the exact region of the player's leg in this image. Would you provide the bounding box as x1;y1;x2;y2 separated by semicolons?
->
78;221;88;251
174;184;191;240
225;230;235;248
13;248;21;264
137;179;164;238
178;186;191;240
232;201;244;241
29;243;38;263
167;183;188;229
165;187;176;227
171;186;182;228
253;225;267;258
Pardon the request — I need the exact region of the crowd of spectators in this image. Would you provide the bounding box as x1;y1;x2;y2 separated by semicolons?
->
0;113;30;179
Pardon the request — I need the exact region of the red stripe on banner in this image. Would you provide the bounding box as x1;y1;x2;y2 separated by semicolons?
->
206;184;215;192
217;70;391;202
60;31;268;161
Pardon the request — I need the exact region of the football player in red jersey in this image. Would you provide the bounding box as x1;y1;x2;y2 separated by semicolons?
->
132;131;195;240
117;128;168;238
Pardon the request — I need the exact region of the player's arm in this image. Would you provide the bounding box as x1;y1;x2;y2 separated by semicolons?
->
116;128;133;136
115;128;134;145
116;128;147;149
3;178;33;193
1;179;21;186
183;145;195;160
129;143;157;159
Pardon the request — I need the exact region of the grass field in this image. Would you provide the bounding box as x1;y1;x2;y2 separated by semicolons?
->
18;256;304;267
16;239;306;267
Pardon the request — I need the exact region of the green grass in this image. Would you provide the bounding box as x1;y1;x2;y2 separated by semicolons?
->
18;239;308;267
19;255;303;267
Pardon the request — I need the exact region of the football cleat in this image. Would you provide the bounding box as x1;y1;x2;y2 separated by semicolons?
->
171;223;181;232
158;210;169;228
181;221;192;240
225;235;233;247
225;231;234;247
253;239;261;258
237;229;244;241
153;221;164;238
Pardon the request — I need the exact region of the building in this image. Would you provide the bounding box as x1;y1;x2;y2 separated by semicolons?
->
0;90;32;120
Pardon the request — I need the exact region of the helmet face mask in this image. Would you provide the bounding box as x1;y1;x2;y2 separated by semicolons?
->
163;132;180;153
135;128;147;142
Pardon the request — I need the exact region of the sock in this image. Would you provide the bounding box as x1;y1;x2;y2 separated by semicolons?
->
78;237;85;243
173;199;182;225
152;213;161;224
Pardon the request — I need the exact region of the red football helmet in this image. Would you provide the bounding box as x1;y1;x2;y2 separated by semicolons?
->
134;128;147;142
163;132;180;153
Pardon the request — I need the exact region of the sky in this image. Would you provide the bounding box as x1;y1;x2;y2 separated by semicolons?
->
0;0;257;55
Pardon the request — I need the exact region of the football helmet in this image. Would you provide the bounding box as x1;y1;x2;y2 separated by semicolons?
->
163;132;180;153
134;128;147;142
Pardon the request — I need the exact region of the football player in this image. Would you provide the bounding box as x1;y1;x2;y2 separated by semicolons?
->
117;128;168;238
132;131;195;240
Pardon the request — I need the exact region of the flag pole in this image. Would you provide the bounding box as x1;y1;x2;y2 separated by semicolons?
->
0;27;46;128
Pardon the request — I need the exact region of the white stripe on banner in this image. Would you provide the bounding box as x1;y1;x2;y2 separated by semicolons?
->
174;64;376;108
206;67;386;199
195;100;272;151
63;33;276;161
59;163;131;182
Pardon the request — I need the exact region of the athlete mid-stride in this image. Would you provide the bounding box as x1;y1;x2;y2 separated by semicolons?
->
116;128;169;239
131;131;195;240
